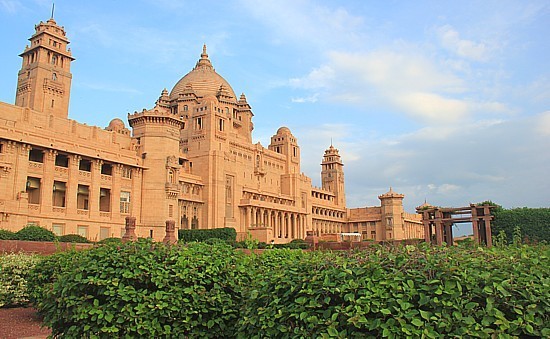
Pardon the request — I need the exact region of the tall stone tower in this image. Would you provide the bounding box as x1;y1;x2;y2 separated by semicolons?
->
321;144;345;206
378;188;405;240
15;17;74;118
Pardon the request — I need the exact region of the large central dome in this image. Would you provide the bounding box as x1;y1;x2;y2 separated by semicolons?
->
169;45;236;101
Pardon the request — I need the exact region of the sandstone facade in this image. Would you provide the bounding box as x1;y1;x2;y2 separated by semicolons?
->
0;17;422;242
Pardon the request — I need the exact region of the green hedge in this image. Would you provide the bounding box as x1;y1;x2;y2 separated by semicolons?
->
492;207;550;243
32;240;251;338
57;234;91;243
28;243;549;337
15;225;56;241
0;229;16;240
178;227;237;242
0;253;40;307
238;244;549;338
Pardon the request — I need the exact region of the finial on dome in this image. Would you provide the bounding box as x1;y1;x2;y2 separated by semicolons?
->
194;44;213;70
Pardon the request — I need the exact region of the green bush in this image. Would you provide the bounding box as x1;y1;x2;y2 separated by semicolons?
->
27;250;83;309
96;237;123;245
15;225;56;241
57;234;91;243
178;227;237;243
0;253;40;308
37;240;252;338
237;244;550;338
491;206;550;244
30;241;549;337
0;229;16;240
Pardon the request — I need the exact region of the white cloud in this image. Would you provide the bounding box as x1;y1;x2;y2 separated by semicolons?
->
291;94;319;103
395;92;469;124
289;65;334;89
436;25;491;62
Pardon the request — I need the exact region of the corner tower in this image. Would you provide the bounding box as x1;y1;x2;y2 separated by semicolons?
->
321;144;345;206
15;17;74;118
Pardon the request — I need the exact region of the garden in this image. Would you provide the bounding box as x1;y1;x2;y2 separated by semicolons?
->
0;224;548;338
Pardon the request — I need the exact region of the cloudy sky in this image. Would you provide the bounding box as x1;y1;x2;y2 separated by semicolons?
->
1;0;548;215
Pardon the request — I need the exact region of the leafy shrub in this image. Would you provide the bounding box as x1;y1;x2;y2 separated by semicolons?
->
57;234;91;243
0;253;40;307
15;225;56;241
0;229;16;240
487;203;550;244
37;240;252;338
178;227;237;242
27;250;83;308
238;244;550;338
96;237;123;245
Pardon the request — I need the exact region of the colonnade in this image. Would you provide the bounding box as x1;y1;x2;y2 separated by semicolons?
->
312;218;343;235
241;206;307;240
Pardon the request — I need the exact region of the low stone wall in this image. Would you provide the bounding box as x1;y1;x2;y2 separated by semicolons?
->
0;240;93;255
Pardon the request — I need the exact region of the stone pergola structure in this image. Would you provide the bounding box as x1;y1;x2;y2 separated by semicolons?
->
416;204;495;247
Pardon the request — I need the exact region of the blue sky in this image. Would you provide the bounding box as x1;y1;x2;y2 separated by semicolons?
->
1;0;549;215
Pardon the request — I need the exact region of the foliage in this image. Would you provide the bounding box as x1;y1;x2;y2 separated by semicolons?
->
35;240;252;338
57;234;91;243
96;237;123;245
28;241;549;337
178;227;237;243
0;253;40;307
27;250;83;307
488;203;550;244
14;225;56;241
238;244;550;338
0;229;16;240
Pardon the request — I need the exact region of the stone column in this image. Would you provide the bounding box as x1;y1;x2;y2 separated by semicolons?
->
122;216;137;242
111;164;123;220
66;155;80;212
89;159;102;218
40;149;56;213
163;219;177;244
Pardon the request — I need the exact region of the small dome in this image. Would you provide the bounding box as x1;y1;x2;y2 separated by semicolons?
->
106;118;125;131
170;45;236;101
277;126;292;135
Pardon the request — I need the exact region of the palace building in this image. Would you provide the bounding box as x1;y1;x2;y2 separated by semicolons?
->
0;17;423;243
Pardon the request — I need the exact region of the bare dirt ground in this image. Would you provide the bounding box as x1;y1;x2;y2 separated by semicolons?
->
0;307;50;339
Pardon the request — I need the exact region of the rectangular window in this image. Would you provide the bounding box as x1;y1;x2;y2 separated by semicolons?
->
100;188;111;212
79;159;92;172
77;225;88;239
28;149;44;163
121;167;132;179
77;184;89;210
120;191;130;214
55;153;69;167
26;177;41;204
196;117;203;130
169;204;174;217
101;163;112;175
100;227;110;240
52;224;64;236
52;181;66;207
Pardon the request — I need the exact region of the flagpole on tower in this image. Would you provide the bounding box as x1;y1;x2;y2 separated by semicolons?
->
51;3;55;19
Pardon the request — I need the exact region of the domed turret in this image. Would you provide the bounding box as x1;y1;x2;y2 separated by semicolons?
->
169;45;236;101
